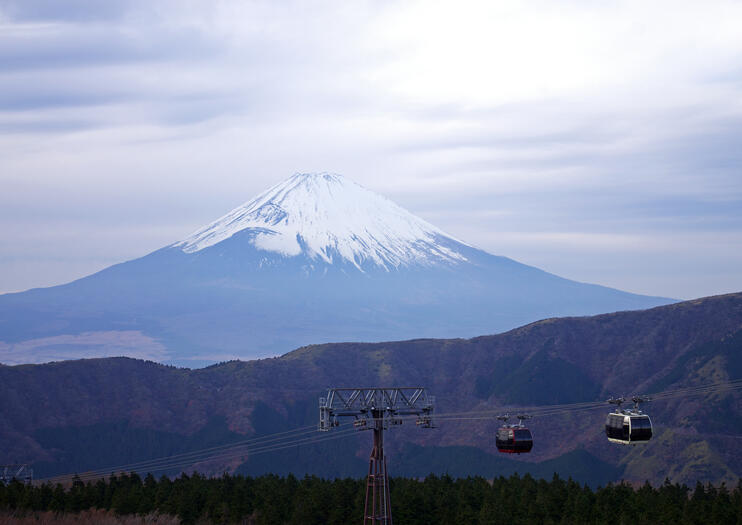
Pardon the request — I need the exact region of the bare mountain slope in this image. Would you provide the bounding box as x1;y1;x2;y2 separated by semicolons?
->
1;292;740;486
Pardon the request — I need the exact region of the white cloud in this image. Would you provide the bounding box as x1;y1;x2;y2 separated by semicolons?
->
0;0;741;299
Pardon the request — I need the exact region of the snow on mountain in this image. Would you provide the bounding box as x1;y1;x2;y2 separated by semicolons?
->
175;172;469;270
0;171;675;367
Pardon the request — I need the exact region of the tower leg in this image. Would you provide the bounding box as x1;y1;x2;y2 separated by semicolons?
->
364;411;392;524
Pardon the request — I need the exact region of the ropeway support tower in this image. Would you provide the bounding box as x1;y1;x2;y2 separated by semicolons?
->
319;387;434;525
0;465;33;485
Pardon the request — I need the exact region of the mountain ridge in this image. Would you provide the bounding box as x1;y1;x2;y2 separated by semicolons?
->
1;292;740;486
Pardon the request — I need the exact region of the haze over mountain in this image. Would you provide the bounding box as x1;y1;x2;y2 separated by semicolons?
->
0;173;672;367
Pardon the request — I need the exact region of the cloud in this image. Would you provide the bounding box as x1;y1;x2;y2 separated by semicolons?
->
0;116;98;134
0;0;140;23
0;330;170;365
0;25;217;73
0;1;741;300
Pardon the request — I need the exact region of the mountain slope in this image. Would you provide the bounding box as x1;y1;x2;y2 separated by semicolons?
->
0;172;672;367
0;292;740;486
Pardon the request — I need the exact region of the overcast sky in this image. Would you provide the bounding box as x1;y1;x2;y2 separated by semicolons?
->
1;0;741;300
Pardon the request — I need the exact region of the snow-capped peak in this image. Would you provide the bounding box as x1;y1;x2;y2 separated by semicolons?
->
175;172;468;269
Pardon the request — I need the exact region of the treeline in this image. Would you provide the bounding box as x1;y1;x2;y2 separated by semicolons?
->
1;472;741;524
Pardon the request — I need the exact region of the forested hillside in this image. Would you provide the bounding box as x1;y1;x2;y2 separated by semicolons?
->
1;293;741;486
2;473;742;525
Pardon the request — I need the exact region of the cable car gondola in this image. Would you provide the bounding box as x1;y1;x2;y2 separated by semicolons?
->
605;396;652;445
495;414;533;454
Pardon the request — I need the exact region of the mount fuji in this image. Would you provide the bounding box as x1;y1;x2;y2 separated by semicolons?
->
0;173;673;367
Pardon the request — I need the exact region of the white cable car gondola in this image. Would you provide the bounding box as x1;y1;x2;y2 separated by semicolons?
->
605;396;652;445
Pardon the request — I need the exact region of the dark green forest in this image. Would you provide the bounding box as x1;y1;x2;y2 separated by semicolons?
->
2;472;741;524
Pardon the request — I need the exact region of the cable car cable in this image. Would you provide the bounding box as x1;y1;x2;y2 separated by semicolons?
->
40;378;742;483
44;426;360;484
42;424;323;483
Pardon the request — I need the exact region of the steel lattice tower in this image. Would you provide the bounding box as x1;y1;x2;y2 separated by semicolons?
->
319;387;434;525
0;465;33;485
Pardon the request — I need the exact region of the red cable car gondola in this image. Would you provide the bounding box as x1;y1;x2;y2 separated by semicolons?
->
495;414;533;454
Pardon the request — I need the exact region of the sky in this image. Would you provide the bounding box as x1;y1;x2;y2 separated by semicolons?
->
1;0;741;300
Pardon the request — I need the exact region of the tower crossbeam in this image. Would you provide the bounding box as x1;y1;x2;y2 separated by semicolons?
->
319;387;435;525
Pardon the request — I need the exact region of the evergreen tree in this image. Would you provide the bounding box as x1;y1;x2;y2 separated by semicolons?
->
1;471;741;524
